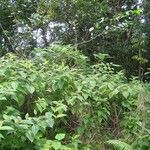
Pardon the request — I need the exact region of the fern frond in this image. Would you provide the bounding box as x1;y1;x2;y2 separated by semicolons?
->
106;140;133;150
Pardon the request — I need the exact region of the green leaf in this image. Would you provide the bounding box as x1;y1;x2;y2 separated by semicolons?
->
0;126;14;131
106;140;133;150
11;82;18;90
0;133;4;139
36;103;43;113
26;130;34;142
11;94;18;102
31;125;39;136
45;112;53;118
108;83;114;90
0;121;3;127
56;114;67;118
55;133;65;141
0;96;7;101
122;91;129;99
46;119;54;128
132;9;142;15
26;84;35;94
51;141;62;149
78;95;84;101
109;89;119;98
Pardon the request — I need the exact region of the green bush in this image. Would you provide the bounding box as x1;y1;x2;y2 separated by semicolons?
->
0;45;149;149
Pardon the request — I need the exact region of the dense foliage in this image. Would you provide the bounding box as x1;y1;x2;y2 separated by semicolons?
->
0;45;149;149
0;0;150;79
0;0;150;149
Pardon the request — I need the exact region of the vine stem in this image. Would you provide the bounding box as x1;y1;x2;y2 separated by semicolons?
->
0;23;14;51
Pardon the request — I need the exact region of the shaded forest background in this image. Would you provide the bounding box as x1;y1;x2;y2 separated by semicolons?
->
0;0;150;80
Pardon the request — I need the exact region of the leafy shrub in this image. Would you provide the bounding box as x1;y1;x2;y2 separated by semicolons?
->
0;44;149;149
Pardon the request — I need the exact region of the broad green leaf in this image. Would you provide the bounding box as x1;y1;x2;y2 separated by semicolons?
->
26;84;35;94
0;121;3;127
122;91;129;99
0;133;4;139
0;97;7;101
11;82;18;90
51;141;62;149
11;94;18;102
31;125;39;136
56;114;67;118
109;89;119;98
46;119;54;128
55;133;65;141
0;126;14;131
26;130;34;142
